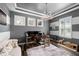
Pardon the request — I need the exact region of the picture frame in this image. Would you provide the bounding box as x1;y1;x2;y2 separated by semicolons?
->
27;17;36;27
0;9;7;25
14;15;25;26
37;19;43;27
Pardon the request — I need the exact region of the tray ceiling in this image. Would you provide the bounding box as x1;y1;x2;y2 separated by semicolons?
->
16;3;73;15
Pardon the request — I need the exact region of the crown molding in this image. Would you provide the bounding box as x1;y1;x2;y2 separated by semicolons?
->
10;9;43;18
15;3;47;16
51;4;79;19
12;3;79;20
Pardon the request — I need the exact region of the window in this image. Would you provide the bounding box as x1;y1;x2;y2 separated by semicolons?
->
59;16;72;38
14;15;25;26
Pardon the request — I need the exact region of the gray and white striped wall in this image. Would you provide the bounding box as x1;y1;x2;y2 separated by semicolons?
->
49;9;79;44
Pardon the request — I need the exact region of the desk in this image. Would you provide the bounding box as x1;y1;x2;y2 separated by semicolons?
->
18;43;26;56
69;43;78;50
58;39;64;44
63;42;79;52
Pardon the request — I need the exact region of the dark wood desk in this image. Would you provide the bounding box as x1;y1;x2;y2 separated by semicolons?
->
18;43;26;56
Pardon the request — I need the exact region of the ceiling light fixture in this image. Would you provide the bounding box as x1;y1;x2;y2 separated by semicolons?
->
41;3;52;20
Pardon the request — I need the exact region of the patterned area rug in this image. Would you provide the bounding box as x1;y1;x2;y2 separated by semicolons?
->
26;44;75;56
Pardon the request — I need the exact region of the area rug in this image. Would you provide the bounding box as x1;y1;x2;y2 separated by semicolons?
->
26;44;75;56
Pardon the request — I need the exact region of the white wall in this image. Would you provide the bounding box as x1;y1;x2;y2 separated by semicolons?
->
0;32;10;41
0;3;10;41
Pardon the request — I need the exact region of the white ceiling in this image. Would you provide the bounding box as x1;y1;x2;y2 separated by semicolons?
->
6;3;77;18
16;3;74;15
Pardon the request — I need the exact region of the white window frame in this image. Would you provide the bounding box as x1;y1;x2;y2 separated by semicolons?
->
59;16;72;38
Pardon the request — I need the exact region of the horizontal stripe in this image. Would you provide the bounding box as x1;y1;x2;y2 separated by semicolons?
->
50;24;79;31
50;31;59;36
50;35;79;44
72;17;79;25
49;9;79;23
50;31;79;39
72;31;79;39
49;26;59;31
72;24;79;31
49;27;52;31
61;37;79;45
50;16;79;25
50;21;59;27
